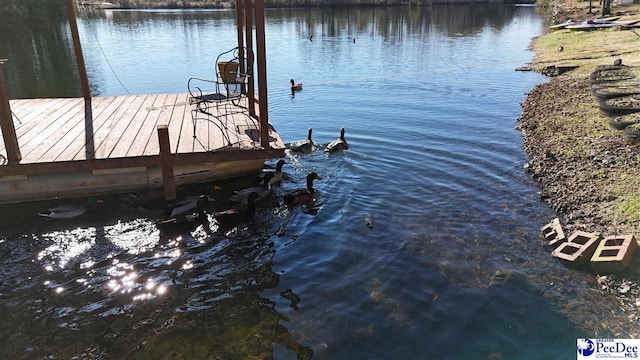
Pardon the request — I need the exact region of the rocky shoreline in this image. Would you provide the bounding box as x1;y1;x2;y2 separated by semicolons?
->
518;1;640;336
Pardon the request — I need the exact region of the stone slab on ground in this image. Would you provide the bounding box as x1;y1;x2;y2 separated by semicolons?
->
552;230;602;266
591;234;638;273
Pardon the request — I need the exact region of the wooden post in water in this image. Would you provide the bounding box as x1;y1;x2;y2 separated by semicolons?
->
254;0;270;148
66;0;95;158
157;125;176;202
0;59;21;164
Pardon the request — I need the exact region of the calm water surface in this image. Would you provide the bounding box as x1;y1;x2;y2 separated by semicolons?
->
0;5;612;359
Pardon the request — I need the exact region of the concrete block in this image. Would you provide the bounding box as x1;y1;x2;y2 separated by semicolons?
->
540;218;566;248
552;231;602;266
591;234;637;273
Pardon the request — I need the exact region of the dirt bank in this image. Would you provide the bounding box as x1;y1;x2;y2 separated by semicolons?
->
519;1;640;336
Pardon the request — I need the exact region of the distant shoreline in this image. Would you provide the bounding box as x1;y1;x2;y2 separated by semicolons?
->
79;0;535;10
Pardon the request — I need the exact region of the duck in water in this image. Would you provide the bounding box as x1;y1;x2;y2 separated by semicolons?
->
326;127;349;152
284;172;322;207
214;192;260;229
230;172;274;204
288;128;314;153
290;79;303;94
257;159;286;186
156;195;211;234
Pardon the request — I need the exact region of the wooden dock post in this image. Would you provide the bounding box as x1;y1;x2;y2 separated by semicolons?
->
0;59;22;164
157;125;176;202
235;0;245;93
66;0;95;158
243;0;255;117
254;0;269;148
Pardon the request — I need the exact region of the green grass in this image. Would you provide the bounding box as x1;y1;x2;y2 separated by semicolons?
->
617;196;640;221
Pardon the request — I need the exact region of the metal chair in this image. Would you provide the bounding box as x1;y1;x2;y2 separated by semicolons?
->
187;47;253;148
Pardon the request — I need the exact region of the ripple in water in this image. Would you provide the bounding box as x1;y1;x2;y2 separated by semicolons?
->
0;5;620;359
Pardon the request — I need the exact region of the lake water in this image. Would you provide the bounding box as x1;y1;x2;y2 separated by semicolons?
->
0;5;619;359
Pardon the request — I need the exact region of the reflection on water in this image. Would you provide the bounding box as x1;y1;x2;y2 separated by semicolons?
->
0;196;312;359
0;5;627;359
4;5;538;98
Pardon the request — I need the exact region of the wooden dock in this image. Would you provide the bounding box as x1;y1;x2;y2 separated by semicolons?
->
0;0;277;203
0;94;285;203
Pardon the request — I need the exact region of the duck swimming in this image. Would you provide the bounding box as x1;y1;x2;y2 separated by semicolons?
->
326;127;349;152
290;79;303;93
214;192;259;229
156;195;211;233
38;205;87;219
38;197;103;218
288;128;314;153
284;172;322;206
166;195;214;218
257;159;285;186
230;172;274;204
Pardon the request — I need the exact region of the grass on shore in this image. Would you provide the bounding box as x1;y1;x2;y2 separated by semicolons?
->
520;5;640;335
525;2;640;228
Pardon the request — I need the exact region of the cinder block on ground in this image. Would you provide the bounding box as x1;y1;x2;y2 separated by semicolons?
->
540;218;566;248
591;234;637;273
552;231;602;266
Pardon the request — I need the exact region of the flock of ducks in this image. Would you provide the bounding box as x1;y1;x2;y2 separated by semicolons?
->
38;126;349;231
288;127;349;152
154;127;349;234
38;72;347;236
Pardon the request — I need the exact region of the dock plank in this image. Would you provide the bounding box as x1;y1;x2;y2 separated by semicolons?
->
60;95;128;162
99;94;148;159
127;93;168;158
93;94;146;160
26;97;114;164
0;98;81;153
231;111;260;149
46;97;118;162
176;97;194;154
194;105;211;153
9;98;52;121
110;94;157;159
14;99;85;161
7;99;39;123
144;93;178;156
167;93;188;154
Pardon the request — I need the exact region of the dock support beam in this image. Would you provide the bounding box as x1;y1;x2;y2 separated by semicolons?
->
157;125;176;202
0;60;21;164
235;0;246;95
254;0;269;148
66;0;94;158
243;0;256;118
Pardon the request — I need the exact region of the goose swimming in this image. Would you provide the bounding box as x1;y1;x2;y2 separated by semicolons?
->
156;195;211;233
288;128;314;153
284;172;322;206
257;159;286;186
326;127;349;152
230;172;274;204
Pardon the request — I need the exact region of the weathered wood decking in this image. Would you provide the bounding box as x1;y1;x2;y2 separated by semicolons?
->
0;93;285;203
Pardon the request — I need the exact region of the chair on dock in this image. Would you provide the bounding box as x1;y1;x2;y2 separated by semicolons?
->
188;47;253;148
